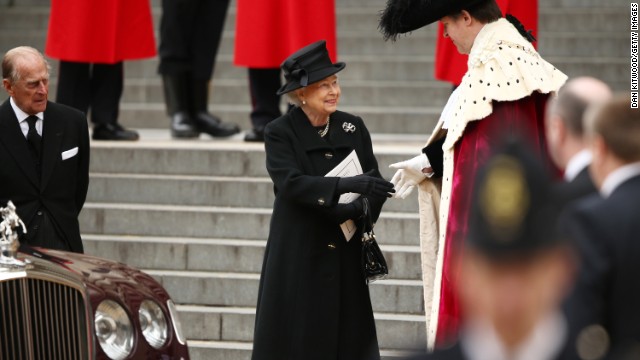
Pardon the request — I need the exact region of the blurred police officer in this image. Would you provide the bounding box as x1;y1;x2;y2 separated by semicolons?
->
407;139;577;360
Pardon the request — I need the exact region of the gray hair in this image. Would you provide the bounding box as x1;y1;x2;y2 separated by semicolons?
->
286;91;302;107
2;46;51;84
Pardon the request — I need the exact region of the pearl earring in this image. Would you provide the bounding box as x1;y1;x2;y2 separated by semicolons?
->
302;100;306;105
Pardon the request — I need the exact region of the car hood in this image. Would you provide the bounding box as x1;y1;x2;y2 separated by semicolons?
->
16;245;171;307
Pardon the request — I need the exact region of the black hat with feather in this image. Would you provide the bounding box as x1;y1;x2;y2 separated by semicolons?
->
379;0;489;40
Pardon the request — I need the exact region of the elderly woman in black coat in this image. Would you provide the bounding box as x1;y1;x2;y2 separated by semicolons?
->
251;40;395;360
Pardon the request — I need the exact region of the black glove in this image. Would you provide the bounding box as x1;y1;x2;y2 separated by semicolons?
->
331;198;365;224
336;170;395;199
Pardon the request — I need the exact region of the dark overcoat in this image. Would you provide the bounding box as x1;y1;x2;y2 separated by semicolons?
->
563;174;640;358
0;100;90;253
252;107;384;360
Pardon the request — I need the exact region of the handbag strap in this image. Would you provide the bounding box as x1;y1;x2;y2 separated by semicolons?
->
360;198;375;242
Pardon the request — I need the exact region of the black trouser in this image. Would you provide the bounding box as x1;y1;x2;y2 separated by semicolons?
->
158;0;230;80
248;68;282;130
56;61;123;125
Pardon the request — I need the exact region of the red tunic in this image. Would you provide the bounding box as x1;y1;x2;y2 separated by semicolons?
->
234;0;338;68
45;0;156;64
434;0;538;86
435;92;554;346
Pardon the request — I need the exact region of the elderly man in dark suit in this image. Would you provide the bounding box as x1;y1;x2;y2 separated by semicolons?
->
0;46;89;253
563;94;640;359
545;77;612;203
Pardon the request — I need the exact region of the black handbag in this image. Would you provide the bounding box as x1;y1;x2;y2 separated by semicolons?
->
360;198;388;284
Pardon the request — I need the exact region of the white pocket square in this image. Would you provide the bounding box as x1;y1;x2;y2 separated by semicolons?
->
61;147;78;160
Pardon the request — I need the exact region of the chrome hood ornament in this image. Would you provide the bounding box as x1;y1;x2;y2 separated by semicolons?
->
0;201;28;267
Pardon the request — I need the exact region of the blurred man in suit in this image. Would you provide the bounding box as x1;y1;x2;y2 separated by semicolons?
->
0;46;89;253
563;94;640;359
407;140;576;360
546;77;612;202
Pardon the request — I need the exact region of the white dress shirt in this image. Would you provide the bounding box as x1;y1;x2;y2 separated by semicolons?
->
10;97;44;137
600;162;640;198
460;312;568;360
564;150;592;182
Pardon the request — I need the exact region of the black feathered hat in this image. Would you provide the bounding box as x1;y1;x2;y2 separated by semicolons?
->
277;40;346;96
467;138;567;259
379;0;488;40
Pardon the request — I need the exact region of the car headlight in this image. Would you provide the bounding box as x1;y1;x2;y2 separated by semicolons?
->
167;300;187;345
94;300;134;360
138;300;168;349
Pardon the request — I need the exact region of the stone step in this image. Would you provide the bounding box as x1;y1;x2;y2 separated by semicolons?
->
88;134;424;178
114;103;443;135
175;305;426;350
113;54;630;89
79;203;421;246
87;172;419;212
0;5;629;34
0;28;627;59
145;269;424;314
187;340;419;360
0;53;629;106
82;234;423;280
123;79;452;108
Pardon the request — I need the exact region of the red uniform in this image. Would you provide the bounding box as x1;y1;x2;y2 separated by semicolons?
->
45;0;156;63
234;0;338;68
434;0;538;86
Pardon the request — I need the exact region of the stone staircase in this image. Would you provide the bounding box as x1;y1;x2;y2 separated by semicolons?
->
0;0;631;358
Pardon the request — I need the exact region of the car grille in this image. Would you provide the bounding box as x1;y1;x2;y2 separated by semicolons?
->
0;277;90;360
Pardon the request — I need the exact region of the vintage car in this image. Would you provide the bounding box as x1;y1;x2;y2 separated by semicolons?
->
0;201;190;360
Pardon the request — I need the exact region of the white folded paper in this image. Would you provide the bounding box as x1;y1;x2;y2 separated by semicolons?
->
325;150;363;241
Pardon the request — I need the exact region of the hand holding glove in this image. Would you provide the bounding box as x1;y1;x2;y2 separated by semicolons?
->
331;197;365;224
389;154;431;199
336;170;395;199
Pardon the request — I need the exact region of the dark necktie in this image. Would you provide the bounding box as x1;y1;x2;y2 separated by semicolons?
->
26;115;42;165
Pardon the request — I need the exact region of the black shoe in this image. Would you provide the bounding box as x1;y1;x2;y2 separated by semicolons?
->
171;112;200;138
244;128;265;142
92;123;139;141
194;112;241;137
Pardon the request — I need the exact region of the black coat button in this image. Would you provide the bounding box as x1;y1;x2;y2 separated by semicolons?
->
37;211;43;216
317;198;325;206
327;242;336;250
324;152;333;159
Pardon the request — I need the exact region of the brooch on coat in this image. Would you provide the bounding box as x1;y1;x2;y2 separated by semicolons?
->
342;122;356;133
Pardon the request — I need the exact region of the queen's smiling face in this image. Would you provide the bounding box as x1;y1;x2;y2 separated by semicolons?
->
298;74;341;120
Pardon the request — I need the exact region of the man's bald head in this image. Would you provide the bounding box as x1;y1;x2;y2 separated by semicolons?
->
547;77;612;137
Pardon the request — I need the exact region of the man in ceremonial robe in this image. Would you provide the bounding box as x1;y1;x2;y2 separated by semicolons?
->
379;0;567;348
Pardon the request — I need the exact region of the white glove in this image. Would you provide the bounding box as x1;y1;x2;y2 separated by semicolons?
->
389;154;431;199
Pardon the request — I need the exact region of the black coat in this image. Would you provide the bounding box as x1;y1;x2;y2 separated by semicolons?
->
252;108;384;360
555;167;597;205
562;174;640;358
0;100;90;253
